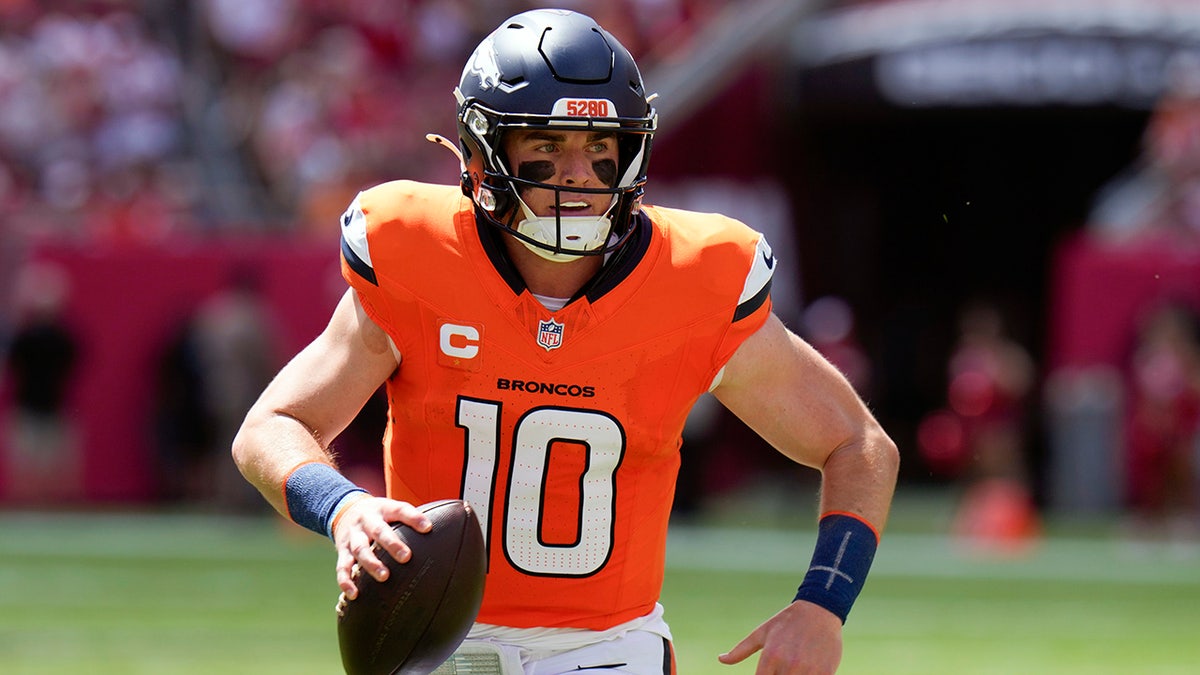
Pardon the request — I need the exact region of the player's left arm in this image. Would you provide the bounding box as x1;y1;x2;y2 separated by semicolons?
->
711;312;899;673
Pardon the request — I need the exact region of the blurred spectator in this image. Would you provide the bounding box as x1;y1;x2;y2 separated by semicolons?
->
1089;53;1200;245
1081;49;1200;548
202;0;304;64
152;315;216;503
191;267;281;512
1043;364;1125;516
919;301;1040;554
1123;301;1200;547
2;260;80;505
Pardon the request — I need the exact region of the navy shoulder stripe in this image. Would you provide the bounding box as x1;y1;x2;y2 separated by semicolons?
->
339;196;378;286
340;235;377;286
734;277;771;322
733;234;775;322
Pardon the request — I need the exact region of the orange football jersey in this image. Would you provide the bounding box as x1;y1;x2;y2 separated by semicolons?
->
339;180;774;630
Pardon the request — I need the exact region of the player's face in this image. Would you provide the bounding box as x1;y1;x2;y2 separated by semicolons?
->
502;129;619;218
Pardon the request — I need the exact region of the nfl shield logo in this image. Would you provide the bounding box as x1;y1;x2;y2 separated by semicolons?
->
537;318;565;351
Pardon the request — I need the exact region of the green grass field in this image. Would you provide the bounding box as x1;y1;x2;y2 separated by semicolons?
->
2;489;1198;674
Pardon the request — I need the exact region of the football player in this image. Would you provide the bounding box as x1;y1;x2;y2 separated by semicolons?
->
232;8;899;674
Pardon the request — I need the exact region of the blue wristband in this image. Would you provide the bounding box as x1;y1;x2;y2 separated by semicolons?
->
793;513;879;623
284;462;368;539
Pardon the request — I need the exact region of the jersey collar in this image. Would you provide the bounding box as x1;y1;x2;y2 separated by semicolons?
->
473;210;652;305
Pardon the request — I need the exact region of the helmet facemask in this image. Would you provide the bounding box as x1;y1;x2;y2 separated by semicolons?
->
451;9;657;263
458;99;654;262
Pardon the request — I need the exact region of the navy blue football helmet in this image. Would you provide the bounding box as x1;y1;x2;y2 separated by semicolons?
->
454;9;657;261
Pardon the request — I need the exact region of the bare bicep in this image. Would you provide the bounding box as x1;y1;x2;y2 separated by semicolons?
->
713;313;869;470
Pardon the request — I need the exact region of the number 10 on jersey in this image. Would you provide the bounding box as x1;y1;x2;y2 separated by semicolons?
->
455;397;626;577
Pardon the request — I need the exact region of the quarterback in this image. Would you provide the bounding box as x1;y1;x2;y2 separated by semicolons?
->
232;8;898;674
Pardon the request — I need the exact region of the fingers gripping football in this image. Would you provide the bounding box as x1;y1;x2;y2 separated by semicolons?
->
336;499;487;675
334;497;433;598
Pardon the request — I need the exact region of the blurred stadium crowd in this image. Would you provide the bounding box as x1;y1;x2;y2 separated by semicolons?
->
0;0;756;512
0;0;717;245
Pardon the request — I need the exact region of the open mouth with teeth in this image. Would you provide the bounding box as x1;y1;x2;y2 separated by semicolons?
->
511;193;617;260
556;200;592;216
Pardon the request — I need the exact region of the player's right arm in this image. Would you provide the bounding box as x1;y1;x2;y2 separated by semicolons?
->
231;288;429;597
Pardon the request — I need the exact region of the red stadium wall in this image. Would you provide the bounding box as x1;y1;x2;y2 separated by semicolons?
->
3;231;1196;505
1048;232;1200;371
1;237;344;504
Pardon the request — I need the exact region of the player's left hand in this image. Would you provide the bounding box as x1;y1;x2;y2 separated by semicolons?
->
718;600;843;674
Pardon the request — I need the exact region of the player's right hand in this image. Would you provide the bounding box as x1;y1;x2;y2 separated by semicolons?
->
332;497;432;600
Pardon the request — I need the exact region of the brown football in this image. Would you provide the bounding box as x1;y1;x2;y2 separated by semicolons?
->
337;499;486;675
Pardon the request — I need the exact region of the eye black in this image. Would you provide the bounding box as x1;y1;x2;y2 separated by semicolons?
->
517;161;555;183
592;159;616;187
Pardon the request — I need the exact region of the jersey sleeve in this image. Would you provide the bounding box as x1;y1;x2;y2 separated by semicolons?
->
340;193;377;287
735;233;775;322
339;191;398;333
710;231;775;388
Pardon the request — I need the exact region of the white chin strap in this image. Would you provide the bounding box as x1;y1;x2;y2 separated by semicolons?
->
514;198;616;263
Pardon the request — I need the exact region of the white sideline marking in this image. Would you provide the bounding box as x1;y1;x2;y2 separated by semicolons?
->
664;525;1200;586
1;513;1198;586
